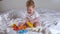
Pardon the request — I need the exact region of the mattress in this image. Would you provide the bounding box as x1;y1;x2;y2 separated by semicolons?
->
0;8;60;34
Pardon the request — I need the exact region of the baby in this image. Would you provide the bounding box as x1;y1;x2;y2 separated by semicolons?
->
24;0;40;27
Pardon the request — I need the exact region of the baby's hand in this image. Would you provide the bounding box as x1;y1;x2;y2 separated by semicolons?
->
30;18;38;24
25;17;30;22
33;22;40;27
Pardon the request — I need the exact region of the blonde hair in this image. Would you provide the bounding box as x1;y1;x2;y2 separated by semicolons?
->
26;0;35;8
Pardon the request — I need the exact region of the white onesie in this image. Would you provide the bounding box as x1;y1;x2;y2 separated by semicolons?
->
24;11;40;21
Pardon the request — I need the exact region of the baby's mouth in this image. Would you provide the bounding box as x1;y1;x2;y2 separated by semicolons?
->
28;12;31;14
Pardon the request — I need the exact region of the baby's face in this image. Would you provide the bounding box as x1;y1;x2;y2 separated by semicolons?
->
26;6;35;14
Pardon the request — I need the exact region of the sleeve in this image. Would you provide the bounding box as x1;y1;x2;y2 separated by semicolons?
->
21;12;27;19
35;12;40;23
35;12;40;18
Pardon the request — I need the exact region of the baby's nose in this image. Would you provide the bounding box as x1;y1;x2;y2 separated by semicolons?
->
29;9;32;11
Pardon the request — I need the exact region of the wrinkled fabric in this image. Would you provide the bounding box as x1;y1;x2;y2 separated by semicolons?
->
0;8;60;34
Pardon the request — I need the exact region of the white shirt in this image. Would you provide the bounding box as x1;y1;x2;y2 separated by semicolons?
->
24;11;40;20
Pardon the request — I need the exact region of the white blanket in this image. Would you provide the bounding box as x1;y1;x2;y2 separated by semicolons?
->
0;8;60;34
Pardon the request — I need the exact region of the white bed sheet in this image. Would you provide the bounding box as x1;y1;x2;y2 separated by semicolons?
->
0;8;60;34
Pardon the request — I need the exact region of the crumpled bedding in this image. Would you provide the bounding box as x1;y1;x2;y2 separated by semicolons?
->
0;8;60;34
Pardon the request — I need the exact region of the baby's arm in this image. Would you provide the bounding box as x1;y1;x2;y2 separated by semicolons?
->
23;17;30;24
31;16;40;23
31;16;40;27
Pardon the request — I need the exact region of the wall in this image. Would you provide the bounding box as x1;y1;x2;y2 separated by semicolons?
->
35;0;60;10
0;0;60;12
0;0;27;11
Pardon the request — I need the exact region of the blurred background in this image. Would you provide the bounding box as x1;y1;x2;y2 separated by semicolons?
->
0;0;60;12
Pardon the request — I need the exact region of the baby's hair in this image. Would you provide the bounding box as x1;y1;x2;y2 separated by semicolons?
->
26;0;35;8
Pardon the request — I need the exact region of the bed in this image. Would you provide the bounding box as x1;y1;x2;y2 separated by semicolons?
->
0;8;60;34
